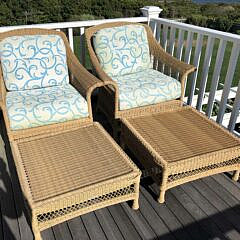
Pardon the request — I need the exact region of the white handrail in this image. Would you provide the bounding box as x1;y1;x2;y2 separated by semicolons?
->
0;17;148;32
152;17;240;43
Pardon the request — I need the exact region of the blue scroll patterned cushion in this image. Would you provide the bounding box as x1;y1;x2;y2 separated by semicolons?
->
0;34;69;91
6;84;89;130
93;25;152;77
112;69;181;110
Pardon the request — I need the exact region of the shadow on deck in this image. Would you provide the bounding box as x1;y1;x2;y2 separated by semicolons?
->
0;107;240;240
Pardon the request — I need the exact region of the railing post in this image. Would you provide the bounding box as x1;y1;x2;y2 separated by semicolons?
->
140;6;162;24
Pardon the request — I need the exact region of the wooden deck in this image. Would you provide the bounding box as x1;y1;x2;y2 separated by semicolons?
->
0;112;240;240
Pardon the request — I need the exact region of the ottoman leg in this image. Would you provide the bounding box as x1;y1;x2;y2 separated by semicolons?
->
32;217;42;240
233;170;240;181
32;226;42;240
158;169;168;204
132;177;140;210
158;188;166;204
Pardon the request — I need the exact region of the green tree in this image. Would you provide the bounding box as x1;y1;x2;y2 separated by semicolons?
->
0;2;13;26
208;17;233;32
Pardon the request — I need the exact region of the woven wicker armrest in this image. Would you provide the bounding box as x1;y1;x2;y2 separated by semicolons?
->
144;26;196;76
150;44;196;100
151;44;196;75
66;48;117;99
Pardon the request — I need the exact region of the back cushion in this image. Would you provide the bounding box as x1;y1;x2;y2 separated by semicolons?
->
0;34;69;91
93;24;152;77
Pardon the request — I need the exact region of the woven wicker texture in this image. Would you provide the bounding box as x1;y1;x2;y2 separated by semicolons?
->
121;106;240;203
12;123;141;239
127;107;240;163
15;123;138;203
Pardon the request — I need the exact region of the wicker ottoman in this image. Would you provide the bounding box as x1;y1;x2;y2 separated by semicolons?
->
11;122;141;240
121;105;240;203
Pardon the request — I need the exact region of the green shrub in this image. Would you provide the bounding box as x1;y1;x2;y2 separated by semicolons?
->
208;17;233;32
186;14;209;27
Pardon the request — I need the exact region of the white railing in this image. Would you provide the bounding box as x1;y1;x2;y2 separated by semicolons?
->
150;18;240;134
0;17;147;66
0;12;240;134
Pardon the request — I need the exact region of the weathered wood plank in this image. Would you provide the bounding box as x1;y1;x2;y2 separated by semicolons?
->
68;217;90;240
52;222;72;240
202;177;240;214
81;212;107;240
182;181;240;240
121;201;156;240
141;183;192;240
138;190;176;240
172;186;228;240
95;208;124;240
212;174;240;200
108;204;142;240
150;183;209;240
192;180;240;233
41;229;56;240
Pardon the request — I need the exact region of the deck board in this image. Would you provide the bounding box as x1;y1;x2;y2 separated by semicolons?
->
121;201;156;240
182;181;240;240
140;185;193;240
81;212;107;240
192;180;240;233
0;113;240;240
68;217;90;240
95;208;125;240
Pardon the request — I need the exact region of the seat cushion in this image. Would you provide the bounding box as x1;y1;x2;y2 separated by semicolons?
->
0;34;69;91
6;84;89;130
112;69;181;110
93;24;152;77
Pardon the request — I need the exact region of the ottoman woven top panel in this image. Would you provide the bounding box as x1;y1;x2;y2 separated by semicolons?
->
13;123;138;203
126;107;240;163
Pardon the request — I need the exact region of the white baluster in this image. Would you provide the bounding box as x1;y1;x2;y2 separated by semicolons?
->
68;27;74;52
196;36;215;110
80;27;86;66
217;42;240;124
228;81;240;132
187;33;203;106
182;31;194;95
206;39;227;117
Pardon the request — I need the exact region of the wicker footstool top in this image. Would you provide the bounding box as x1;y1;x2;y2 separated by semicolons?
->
123;106;240;166
12;122;140;205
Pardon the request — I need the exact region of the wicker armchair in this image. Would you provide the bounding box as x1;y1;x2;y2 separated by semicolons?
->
85;22;240;205
0;28;117;141
0;28;141;239
85;22;196;123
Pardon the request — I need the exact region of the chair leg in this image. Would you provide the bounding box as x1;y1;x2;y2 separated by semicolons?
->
132;177;140;210
120;135;126;150
232;170;240;181
112;120;120;142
